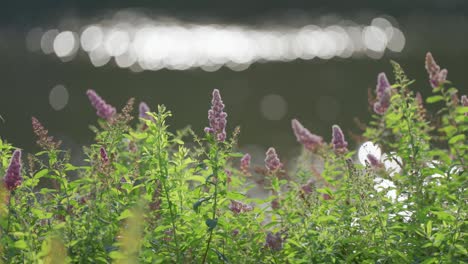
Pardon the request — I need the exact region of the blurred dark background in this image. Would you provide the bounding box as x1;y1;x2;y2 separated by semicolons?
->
0;0;467;163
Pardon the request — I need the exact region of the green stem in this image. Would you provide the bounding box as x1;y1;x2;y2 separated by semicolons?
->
201;148;220;264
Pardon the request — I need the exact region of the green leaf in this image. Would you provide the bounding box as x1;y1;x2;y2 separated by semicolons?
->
426;95;444;104
426;221;432;237
226;192;245;200
117;209;133;220
109;251;125;259
34;169;49;178
186;176;206;183
227;152;244;158
448;134;465;144
14;240;28;249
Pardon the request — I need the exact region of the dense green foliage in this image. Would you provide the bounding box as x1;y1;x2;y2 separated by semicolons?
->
0;59;466;263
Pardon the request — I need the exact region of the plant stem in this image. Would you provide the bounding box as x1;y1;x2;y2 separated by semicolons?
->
201;147;220;264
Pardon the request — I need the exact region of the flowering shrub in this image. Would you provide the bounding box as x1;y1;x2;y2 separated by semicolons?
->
0;53;466;263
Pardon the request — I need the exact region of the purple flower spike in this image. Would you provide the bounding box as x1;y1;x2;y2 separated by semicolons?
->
373;88;391;115
366;154;381;168
4;150;22;191
425;52;448;88
332;125;348;154
461;95;467;106
229;200;253;215
301;179;315;195
205;89;227;142
373;73;392;115
265;147;282;172
86;89;116;120
139;102;154;122
240;153;251;175
462;95;468;116
376;72;391;98
291;119;323;151
100;147;109;164
265;232;284;251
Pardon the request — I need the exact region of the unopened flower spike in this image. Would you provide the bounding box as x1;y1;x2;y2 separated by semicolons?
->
331;125;348;153
265;147;283;172
425;52;448;88
291;119;323;151
86;89;116;120
204;89;227;142
4;149;23;191
32;116;61;150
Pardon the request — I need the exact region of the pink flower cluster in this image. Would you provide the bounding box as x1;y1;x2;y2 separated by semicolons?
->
373;73;392;115
291;119;323;151
425;52;448;88
240;153;251;175
204;89;227;142
265;147;282;172
229;200;253;215
462;95;468;116
86;89;116;120
332;125;348;154
4;150;22;191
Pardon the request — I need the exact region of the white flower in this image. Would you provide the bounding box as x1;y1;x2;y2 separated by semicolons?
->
358;141;382;165
358;142;402;176
381;152;403;176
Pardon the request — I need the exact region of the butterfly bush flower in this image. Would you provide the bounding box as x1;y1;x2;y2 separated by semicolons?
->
100;147;109;164
331;125;348;154
376;72;391;98
265;147;282;172
425;52;448;88
265;232;284;251
291;119;323;151
86;89;116;120
4;150;22;191
204;89;227;142
240;153;251;175
373;73;392;115
139;102;155;122
229;200;253;215
32;117;61;150
300;179;315;195
462;95;468;116
366;154;382;168
271;198;280;210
